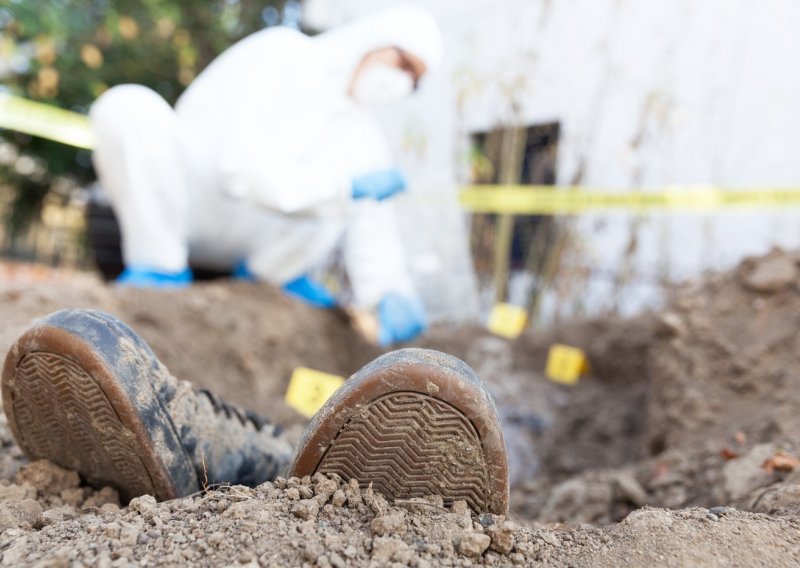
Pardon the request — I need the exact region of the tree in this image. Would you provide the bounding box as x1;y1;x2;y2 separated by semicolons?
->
0;0;288;243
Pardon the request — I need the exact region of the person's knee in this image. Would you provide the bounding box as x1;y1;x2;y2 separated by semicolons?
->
90;85;171;131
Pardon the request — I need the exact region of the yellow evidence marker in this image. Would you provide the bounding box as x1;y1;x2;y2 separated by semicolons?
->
545;344;590;385
285;367;345;418
487;303;528;339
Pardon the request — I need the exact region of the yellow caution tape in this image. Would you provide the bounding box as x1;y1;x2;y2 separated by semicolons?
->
0;93;95;149
545;343;590;385
285;367;345;418
487;303;528;339
460;185;800;214
4;92;800;214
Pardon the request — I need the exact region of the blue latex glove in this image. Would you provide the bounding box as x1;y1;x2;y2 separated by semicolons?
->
352;168;407;201
377;293;428;346
282;275;337;309
116;266;193;289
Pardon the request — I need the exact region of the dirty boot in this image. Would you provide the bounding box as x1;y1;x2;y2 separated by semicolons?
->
290;348;509;515
1;309;292;502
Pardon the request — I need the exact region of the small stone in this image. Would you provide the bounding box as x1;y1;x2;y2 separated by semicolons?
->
423;495;444;507
6;499;43;528
708;506;734;516
0;483;36;501
303;542;324;562
314;478;339;499
16;460;80;496
722;444;776;500
371;536;409;563
128;494;157;515
292;499;320;520
742;253;797;293
331;490;347;508
345;480;362;507
119;525;139;546
515;541;534;555
208;532;225;547
363;485;388;515
101;503;120;514
370;511;406;536
343;545;358;558
37;550;71;568
2;536;30;565
59;487;84;507
656;312;687;338
478;513;495;527
451;501;470;516
614;471;648;506
705;513;719;522
82;487;120;510
539;532;561;547
105;522;121;539
172;533;187;543
486;523;515;554
256;481;274;492
274;477;287;489
328;551;347;568
223;501;252;520
458;533;491;557
36;509;65;528
285;488;301;501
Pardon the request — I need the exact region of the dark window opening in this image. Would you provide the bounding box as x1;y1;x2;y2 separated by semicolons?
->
468;122;561;292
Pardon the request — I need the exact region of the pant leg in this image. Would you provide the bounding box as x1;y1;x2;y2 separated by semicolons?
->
90;85;190;272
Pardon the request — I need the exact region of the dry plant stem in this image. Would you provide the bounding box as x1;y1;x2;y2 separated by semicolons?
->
492;125;528;303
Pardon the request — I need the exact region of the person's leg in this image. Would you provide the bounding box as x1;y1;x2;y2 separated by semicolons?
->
2;310;508;513
289;349;509;514
90;85;191;279
1;309;291;502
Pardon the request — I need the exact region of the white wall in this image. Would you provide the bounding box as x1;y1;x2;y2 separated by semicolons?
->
306;0;800;320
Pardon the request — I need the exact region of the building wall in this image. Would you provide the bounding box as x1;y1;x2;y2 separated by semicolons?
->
306;0;800;320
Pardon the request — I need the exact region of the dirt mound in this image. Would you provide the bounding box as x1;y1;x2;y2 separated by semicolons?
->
0;250;800;564
1;467;798;567
0;276;381;437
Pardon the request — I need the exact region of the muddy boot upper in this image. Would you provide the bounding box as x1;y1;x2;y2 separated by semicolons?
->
2;308;293;501
163;375;293;487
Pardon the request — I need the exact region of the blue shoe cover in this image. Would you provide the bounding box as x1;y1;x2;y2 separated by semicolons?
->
282;275;337;309
116;266;193;289
232;260;257;282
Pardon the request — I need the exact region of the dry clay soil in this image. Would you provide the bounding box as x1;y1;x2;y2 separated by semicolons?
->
0;250;799;565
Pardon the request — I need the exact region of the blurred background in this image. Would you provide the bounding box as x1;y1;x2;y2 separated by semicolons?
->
2;0;800;327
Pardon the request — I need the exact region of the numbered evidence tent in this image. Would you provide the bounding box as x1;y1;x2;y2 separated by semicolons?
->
307;0;800;323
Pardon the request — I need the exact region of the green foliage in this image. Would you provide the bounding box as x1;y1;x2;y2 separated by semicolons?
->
0;0;286;237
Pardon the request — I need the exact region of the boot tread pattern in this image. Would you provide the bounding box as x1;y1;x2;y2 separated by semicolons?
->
317;391;489;512
12;352;155;500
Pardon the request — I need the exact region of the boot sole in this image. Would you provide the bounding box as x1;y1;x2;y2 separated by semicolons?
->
2;309;199;502
290;348;509;514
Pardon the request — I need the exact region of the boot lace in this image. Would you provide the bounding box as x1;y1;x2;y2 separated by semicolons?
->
197;388;283;436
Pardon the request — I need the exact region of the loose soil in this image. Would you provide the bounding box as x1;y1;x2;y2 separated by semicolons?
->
0;249;799;566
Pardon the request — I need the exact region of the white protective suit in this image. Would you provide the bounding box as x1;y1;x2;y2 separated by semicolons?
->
90;5;443;308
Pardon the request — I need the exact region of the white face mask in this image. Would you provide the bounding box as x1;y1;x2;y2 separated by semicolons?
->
351;64;415;106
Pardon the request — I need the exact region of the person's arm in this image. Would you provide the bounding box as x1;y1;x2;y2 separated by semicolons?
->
344;199;427;345
344;199;414;306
